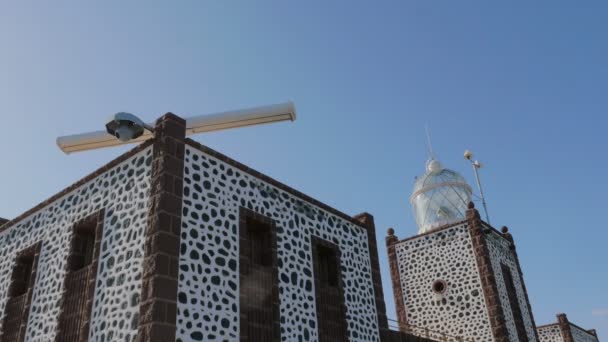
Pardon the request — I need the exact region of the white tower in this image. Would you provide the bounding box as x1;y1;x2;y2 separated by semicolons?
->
387;158;540;341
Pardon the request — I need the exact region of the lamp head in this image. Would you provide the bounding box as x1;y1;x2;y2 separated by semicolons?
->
105;112;148;142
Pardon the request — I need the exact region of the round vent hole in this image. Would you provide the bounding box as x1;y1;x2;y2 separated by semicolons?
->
432;280;447;294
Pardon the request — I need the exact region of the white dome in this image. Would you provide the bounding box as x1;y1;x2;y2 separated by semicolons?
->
410;159;472;234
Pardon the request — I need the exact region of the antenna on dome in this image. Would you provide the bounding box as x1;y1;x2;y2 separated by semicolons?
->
425;125;435;160
464;150;490;223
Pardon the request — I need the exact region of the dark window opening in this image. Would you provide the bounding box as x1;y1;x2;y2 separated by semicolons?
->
313;238;347;342
8;255;34;298
56;212;103;342
501;263;528;342
1;243;41;342
247;217;273;267
239;211;278;341
68;222;96;271
317;244;339;287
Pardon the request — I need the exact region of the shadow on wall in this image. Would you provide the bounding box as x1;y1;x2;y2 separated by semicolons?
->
381;329;436;342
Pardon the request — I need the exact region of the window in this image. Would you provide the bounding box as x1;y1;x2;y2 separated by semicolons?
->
239;209;278;341
312;238;347;342
501;263;528;342
0;243;41;342
247;218;273;267
9;255;34;297
56;212;104;342
68;220;96;271
317;244;339;287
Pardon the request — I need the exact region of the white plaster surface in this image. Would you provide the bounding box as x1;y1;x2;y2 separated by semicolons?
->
176;145;380;342
485;228;538;342
394;223;494;341
0;146;152;342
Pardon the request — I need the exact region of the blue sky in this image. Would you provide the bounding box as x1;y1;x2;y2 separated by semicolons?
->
1;1;606;339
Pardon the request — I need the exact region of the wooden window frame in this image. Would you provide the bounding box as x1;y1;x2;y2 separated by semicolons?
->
55;210;105;342
311;237;348;342
238;207;279;342
0;242;42;342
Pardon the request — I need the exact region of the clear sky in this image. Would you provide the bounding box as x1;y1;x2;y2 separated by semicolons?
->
1;1;606;339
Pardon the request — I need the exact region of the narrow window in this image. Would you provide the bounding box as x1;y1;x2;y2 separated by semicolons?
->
501;263;528;342
0;243;42;342
312;238;347;341
239;209;278;341
56;212;104;342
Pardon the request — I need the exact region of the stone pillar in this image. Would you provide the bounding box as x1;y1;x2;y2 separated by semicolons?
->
385;228;408;332
354;213;389;331
137;113;186;342
557;313;574;342
501;226;541;342
467;202;509;342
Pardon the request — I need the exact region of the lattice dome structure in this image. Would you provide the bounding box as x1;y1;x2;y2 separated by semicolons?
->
410;159;472;234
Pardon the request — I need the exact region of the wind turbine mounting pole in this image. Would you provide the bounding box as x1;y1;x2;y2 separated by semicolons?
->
464;150;490;224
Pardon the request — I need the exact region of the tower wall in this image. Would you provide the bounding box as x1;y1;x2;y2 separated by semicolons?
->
175;141;384;341
388;204;544;342
0;143;153;341
538;324;564;342
571;324;600;342
537;314;599;342
390;222;494;341
484;227;539;341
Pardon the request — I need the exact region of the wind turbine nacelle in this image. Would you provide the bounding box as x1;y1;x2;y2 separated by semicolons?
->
105;112;149;142
57;102;296;154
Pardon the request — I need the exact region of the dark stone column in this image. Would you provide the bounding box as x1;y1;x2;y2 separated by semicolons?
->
557;313;574;342
501;226;541;342
353;213;389;331
137;113;186;342
467;202;509;342
587;329;598;338
385;228;408;332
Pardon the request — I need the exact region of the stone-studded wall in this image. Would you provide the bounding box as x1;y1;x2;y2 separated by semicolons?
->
484;228;537;341
393;222;494;341
570;324;599;342
538;324;564;342
176;143;380;341
0;144;152;342
537;322;600;342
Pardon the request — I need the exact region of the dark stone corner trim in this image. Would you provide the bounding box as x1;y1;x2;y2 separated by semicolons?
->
137;113;186;342
353;213;389;332
385;228;408;332
500;226;541;342
557;313;574;342
466;203;509;342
